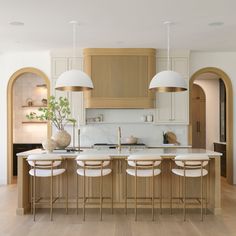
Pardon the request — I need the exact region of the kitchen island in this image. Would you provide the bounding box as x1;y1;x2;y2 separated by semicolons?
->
16;148;221;215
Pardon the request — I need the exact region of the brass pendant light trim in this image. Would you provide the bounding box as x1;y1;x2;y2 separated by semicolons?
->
55;86;93;92
150;87;187;92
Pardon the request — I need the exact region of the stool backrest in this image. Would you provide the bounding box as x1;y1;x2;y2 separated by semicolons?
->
127;155;162;168
76;155;111;168
174;154;209;168
27;154;62;168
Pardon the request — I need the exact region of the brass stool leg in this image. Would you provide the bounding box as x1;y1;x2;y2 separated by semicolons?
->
205;166;208;215
111;168;113;214
160;163;162;215
183;167;186;221
50;166;53;221
135;165;137;221
76;173;79;215
201;166;203;221
83;168;85;221
33;166;36;222
170;162;173;215
30;174;33;214
66;160;68;214
100;168;103;221
152;166;154;221
125;162;127;215
179;175;181;206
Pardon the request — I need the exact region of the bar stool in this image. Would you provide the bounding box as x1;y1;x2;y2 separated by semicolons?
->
76;155;113;221
27;154;67;221
171;154;209;221
125;155;162;221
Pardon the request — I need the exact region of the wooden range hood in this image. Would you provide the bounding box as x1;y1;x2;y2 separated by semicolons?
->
83;48;156;108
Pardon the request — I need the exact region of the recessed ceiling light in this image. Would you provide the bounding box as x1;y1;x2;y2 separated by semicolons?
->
208;21;224;27
9;21;24;26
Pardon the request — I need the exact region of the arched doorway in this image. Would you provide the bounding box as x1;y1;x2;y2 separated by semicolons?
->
189;67;233;184
7;67;51;184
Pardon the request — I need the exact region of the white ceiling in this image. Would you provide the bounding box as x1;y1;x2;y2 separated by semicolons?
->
1;0;236;52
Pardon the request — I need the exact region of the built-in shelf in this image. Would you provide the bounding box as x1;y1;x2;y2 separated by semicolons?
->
22;121;47;124
86;121;154;125
22;105;47;108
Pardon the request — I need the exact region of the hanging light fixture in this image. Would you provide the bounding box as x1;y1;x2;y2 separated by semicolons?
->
149;21;187;92
55;21;94;91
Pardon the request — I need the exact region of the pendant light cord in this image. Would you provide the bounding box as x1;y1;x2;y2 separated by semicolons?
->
70;20;78;69
167;22;170;71
73;22;76;60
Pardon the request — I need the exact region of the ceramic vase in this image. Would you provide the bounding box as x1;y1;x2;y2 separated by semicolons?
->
52;130;71;149
42;138;57;153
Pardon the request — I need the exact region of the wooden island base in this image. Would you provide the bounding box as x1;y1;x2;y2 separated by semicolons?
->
17;152;221;216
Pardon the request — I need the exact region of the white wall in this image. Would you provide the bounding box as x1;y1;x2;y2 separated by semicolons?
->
190;51;236;184
194;79;220;150
0;51;51;185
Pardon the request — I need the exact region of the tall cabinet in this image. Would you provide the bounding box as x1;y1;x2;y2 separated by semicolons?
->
154;50;189;125
51;50;85;125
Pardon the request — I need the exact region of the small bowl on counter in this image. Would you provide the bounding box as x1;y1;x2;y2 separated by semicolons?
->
125;136;138;144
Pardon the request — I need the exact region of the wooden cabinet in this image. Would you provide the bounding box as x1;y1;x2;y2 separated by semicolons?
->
13;143;42;176
83;48;156;108
154;52;189;125
51;53;85;125
214;142;226;177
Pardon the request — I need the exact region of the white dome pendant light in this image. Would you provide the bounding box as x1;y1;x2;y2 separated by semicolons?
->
55;21;94;91
149;21;187;92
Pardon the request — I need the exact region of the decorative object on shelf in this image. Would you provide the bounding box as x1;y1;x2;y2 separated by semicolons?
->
55;21;93;91
98;114;104;122
163;132;169;144
149;21;187;92
125;136;138;144
26;96;76;149
42;138;57;153
26;98;33;106
36;84;47;88
25;112;37;122
141;115;146;122
41;98;47;105
147;113;153;122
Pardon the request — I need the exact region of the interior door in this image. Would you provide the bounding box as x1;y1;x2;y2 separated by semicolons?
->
192;84;206;148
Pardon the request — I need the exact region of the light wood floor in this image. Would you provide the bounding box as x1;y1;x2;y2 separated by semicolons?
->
0;178;236;236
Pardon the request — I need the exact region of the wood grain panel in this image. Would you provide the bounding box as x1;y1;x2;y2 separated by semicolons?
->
83;48;156;108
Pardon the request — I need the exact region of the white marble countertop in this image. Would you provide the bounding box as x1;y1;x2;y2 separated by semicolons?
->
17;148;222;158
148;145;192;148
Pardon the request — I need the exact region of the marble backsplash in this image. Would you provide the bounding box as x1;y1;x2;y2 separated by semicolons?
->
65;123;189;147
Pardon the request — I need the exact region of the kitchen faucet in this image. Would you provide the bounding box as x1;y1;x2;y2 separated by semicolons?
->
117;126;121;151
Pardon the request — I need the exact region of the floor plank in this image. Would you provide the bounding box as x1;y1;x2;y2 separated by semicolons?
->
0;178;236;236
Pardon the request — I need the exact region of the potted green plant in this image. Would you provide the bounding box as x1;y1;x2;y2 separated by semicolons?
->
26;96;76;149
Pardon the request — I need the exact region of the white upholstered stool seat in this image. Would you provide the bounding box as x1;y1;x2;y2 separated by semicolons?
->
126;168;161;177
77;168;112;177
77;160;110;168
28;160;62;168
172;168;208;178
29;168;65;177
